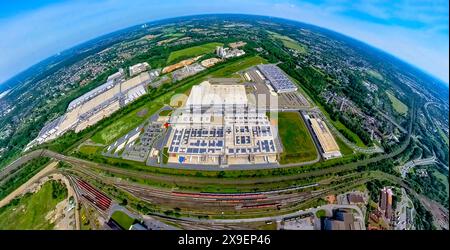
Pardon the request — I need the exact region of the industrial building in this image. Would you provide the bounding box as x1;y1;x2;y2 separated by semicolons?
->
256;64;298;93
166;81;281;165
31;65;155;147
215;46;245;59
306;116;342;159
129;62;149;76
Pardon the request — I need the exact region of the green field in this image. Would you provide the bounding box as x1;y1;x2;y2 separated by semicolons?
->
210;56;267;77
0;180;67;230
269;31;307;54
386;90;408;116
278;112;317;164
111;210;136;230
167;42;223;63
162;147;169;164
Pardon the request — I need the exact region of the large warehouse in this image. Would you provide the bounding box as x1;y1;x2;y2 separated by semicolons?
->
257;64;298;93
166;81;281;165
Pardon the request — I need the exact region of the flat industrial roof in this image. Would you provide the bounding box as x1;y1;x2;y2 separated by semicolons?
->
257;64;297;93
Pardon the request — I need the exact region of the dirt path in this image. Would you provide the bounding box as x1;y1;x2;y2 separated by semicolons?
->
0;161;58;208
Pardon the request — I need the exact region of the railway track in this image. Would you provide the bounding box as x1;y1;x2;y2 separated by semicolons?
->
66;163;373;219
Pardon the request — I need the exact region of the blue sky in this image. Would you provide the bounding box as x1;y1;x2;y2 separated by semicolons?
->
0;0;448;84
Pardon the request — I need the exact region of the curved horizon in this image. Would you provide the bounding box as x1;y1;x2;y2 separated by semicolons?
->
0;1;448;86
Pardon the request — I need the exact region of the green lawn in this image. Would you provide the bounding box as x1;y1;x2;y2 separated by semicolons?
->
268;31;307;54
167;42;223;63
111;210;136;230
282;67;366;148
386;90;408;116
277;112;317;164
0;180;67;230
437;126;449;146
210;56;267;77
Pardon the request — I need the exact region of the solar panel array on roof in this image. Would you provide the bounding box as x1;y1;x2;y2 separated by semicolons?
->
257;64;298;93
168;127;225;155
